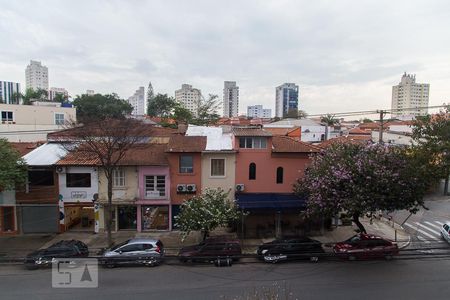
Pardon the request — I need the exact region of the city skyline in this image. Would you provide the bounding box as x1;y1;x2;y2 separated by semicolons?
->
1;1;449;118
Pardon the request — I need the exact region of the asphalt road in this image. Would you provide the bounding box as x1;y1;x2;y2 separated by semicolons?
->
1;257;450;300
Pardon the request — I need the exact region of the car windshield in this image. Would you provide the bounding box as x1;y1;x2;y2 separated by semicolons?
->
346;235;361;244
110;240;130;251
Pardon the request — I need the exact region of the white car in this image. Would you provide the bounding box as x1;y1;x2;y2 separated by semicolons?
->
440;222;450;242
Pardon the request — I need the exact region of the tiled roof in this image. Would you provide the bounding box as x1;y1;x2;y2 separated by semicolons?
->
264;127;300;136
10;142;44;156
57;143;169;166
318;136;371;148
272;136;320;153
358;122;380;130
349;128;372;135
232;127;272;137
166;136;207;152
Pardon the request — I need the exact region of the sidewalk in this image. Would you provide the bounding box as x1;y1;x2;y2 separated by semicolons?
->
0;217;410;263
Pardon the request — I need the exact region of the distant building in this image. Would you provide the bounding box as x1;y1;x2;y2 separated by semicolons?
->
392;73;429;118
48;87;69;102
175;84;201;117
86;89;95;96
127;87;146;116
25;60;49;91
0;81;21;104
223;81;239;117
247;105;271;118
275;83;299;118
265;118;325;143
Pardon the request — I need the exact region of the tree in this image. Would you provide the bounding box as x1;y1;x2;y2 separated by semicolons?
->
14;88;48;105
173;104;193;125
57;118;149;246
72;93;133;123
191;94;221;126
320;114;339;141
294;143;431;233
0;139;27;191
147;82;154;108
298;110;308;119
412;105;450;195
362;118;373;123
53;93;69;104
175;188;241;241
286;109;299;119
147;93;177;118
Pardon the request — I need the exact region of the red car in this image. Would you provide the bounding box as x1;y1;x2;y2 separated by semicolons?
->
333;234;399;260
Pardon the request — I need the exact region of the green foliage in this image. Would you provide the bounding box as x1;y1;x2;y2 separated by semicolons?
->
175;188;241;241
72;93;133;123
53;93;69;104
147;93;177;118
412;105;450;194
297;110;308;119
173;104;193;125
14;88;49;105
362;118;373;123
320;114;339;126
295;143;431;232
0;139;27;190
190;94;221;126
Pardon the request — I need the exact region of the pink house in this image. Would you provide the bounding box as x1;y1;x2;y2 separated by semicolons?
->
232;127;320;238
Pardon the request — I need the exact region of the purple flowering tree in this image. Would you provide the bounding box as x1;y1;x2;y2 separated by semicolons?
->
294;143;430;233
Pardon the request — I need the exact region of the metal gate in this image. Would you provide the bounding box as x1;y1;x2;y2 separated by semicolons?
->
21;205;58;233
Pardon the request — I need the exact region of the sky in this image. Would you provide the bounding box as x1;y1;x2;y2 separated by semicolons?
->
1;0;449;119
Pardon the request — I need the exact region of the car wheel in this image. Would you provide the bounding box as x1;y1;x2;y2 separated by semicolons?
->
385;254;393;261
179;258;188;263
264;254;279;264
348;255;356;261
105;262;116;268
310;256;319;263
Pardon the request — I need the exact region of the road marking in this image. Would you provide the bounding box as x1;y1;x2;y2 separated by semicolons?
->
415;222;440;236
424;221;442;230
405;222;439;240
435;221;444;226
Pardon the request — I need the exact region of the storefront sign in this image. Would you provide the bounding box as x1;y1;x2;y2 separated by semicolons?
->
71;191;87;199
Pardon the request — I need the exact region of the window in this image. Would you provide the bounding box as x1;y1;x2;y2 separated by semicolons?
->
66;173;91;187
239;137;267;149
119;244;142;252
276;167;283;184
113;169;125;187
29;170;54;186
211;159;225;176
145;175;165;197
249;163;256;180
55;113;64;125
179;155;193;173
1;111;13;122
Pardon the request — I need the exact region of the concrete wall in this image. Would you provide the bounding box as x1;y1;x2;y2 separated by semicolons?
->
167;153;202;205
58;166;99;203
201;152;236;200
98;166;138;204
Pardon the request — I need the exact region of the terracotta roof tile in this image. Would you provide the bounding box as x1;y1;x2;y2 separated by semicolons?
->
232;127;272;137
272;136;320;153
264;127;300;136
10;142;44;156
318;136;371;148
166;136;206;152
349;128;372;135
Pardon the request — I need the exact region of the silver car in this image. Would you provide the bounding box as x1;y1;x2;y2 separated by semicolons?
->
102;238;164;268
440;222;450;243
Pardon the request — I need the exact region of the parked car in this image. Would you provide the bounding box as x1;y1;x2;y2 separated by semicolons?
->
257;236;325;263
440;222;450;242
101;238;164;268
24;240;89;270
333;234;399;260
178;236;242;263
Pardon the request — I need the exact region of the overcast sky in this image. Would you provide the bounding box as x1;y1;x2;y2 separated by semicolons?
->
1;0;449;118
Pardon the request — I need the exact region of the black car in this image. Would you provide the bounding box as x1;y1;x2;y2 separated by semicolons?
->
179;236;242;263
257;236;325;263
24;240;89;270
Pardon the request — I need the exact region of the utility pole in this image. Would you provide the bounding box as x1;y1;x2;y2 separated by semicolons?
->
377;109;386;144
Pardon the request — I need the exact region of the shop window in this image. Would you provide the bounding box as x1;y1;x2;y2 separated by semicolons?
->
211;158;225;176
145;175;165;197
113;169;125;187
179;155;194;173
142;206;169;230
28;170;54;186
66;173;91;188
276;167;284;184
249;163;256;180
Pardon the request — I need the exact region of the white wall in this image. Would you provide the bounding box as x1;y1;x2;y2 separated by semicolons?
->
58;166;99;203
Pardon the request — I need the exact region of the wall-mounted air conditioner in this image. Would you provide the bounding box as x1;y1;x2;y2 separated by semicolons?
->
177;184;187;193
56;166;66;173
235;184;245;192
186;184;197;193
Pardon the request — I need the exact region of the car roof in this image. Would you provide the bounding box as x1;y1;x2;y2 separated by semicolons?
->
127;238;160;244
359;234;388;240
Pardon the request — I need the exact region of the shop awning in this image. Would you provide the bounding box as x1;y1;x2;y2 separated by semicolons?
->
235;193;307;211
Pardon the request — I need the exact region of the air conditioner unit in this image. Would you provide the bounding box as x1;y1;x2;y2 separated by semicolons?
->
186;184;197;193
56;166;66;173
235;184;245;192
177;184;187;193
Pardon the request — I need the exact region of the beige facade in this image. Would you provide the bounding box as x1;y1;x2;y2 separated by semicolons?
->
98;167;139;232
0;103;76;142
201;152;236;201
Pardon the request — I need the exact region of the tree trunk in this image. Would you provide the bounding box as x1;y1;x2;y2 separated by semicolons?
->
352;213;366;234
106;171;113;247
202;230;209;241
444;175;449;196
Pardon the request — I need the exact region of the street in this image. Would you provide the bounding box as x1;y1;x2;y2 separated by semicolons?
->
1;257;450;300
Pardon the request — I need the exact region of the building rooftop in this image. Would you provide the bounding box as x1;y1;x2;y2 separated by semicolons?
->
166;136;207;152
232;127;272;137
265;118;322;127
271;136;320;153
23;143;68;166
186;125;233;151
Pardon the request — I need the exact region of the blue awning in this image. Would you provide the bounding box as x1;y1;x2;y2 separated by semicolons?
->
235;193;306;211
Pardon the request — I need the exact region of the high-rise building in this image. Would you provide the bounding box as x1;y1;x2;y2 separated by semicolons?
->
247;105;272;118
223;81;239;117
175;84;201;117
0;81;21;104
48;87;69;102
25;60;49;91
86;89;95;96
275;83;299;118
127;87;146;116
392;73;430;118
